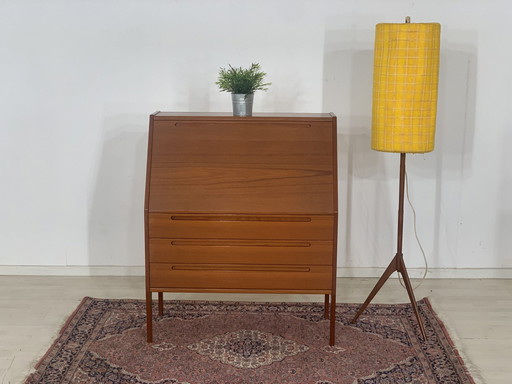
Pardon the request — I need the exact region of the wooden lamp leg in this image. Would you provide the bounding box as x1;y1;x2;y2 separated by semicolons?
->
329;292;336;346
324;294;330;319
351;153;426;340
146;290;153;343
158;292;164;316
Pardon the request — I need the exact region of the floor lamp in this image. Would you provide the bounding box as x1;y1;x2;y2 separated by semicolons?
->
351;18;441;340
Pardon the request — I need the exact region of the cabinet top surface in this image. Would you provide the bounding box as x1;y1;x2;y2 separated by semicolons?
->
152;112;335;120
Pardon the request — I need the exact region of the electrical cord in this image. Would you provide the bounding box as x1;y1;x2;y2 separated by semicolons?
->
398;170;429;290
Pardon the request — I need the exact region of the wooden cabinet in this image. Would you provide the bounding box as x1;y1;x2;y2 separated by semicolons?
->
144;112;338;345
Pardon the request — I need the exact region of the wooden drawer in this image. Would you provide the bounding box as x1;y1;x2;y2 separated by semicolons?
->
148;213;334;240
149;263;332;291
149;239;333;265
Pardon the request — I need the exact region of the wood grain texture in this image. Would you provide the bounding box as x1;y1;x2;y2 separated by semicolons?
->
149;263;332;290
149;238;333;265
144;113;338;345
148;118;335;214
151;112;335;119
148;213;334;240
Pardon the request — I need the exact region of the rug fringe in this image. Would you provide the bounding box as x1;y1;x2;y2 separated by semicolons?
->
425;297;485;384
21;297;92;384
21;297;481;384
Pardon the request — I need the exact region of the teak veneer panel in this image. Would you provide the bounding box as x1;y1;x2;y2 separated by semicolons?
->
149;239;333;265
150;263;332;291
144;112;338;345
148;213;333;240
148;117;335;214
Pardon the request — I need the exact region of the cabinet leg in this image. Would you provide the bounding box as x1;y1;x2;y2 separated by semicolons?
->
146;291;153;343
324;294;330;319
329;293;336;346
158;292;164;316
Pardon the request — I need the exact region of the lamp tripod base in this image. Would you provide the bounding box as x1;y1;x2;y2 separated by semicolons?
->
350;153;427;340
350;252;426;339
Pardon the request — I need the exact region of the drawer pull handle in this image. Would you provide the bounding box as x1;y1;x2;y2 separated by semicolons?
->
174;122;313;128
170;240;311;247
171;265;311;273
170;216;312;223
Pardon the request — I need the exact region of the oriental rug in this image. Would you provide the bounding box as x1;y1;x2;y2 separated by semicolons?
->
24;297;475;384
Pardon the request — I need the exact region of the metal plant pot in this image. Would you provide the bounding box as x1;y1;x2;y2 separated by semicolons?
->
231;93;254;117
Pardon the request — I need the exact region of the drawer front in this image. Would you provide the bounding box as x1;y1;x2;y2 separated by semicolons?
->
149;263;332;291
149;239;333;265
148;214;334;240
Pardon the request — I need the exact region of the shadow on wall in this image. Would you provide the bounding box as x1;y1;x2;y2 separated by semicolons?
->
322;30;396;269
496;123;512;267
322;29;478;270
427;42;478;268
87;114;148;267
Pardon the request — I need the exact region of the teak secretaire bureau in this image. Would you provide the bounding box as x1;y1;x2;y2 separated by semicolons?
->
144;112;338;345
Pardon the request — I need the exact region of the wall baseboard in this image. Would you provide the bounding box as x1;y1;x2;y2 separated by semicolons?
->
0;265;145;276
0;265;511;279
336;267;512;279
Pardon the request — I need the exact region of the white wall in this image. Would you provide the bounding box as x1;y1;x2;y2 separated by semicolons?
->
1;0;511;275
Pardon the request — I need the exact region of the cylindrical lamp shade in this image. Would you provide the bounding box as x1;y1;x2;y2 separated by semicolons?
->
371;23;441;153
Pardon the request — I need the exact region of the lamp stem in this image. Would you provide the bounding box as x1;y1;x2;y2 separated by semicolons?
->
351;153;427;340
397;153;406;255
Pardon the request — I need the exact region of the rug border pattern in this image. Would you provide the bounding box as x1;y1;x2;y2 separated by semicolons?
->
24;297;477;384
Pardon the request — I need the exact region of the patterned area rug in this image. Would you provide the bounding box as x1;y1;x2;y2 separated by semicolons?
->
24;298;475;384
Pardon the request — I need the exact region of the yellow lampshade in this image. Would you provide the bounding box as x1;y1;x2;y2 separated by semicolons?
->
371;22;441;153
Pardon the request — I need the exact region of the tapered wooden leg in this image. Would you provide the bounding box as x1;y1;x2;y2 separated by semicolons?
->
398;257;427;339
146;291;153;343
351;154;427;341
329;292;336;346
158;292;164;316
324;294;330;319
351;252;427;340
351;253;401;324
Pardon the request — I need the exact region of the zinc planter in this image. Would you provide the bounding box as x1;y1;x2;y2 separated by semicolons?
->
231;93;254;117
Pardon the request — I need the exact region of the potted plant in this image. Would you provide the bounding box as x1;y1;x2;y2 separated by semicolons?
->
216;63;271;116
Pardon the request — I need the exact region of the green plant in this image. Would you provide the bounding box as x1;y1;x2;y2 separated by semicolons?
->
216;63;271;94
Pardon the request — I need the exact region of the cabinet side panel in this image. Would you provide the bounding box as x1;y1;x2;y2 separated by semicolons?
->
145;114;157;212
331;115;339;288
145;113;157;296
